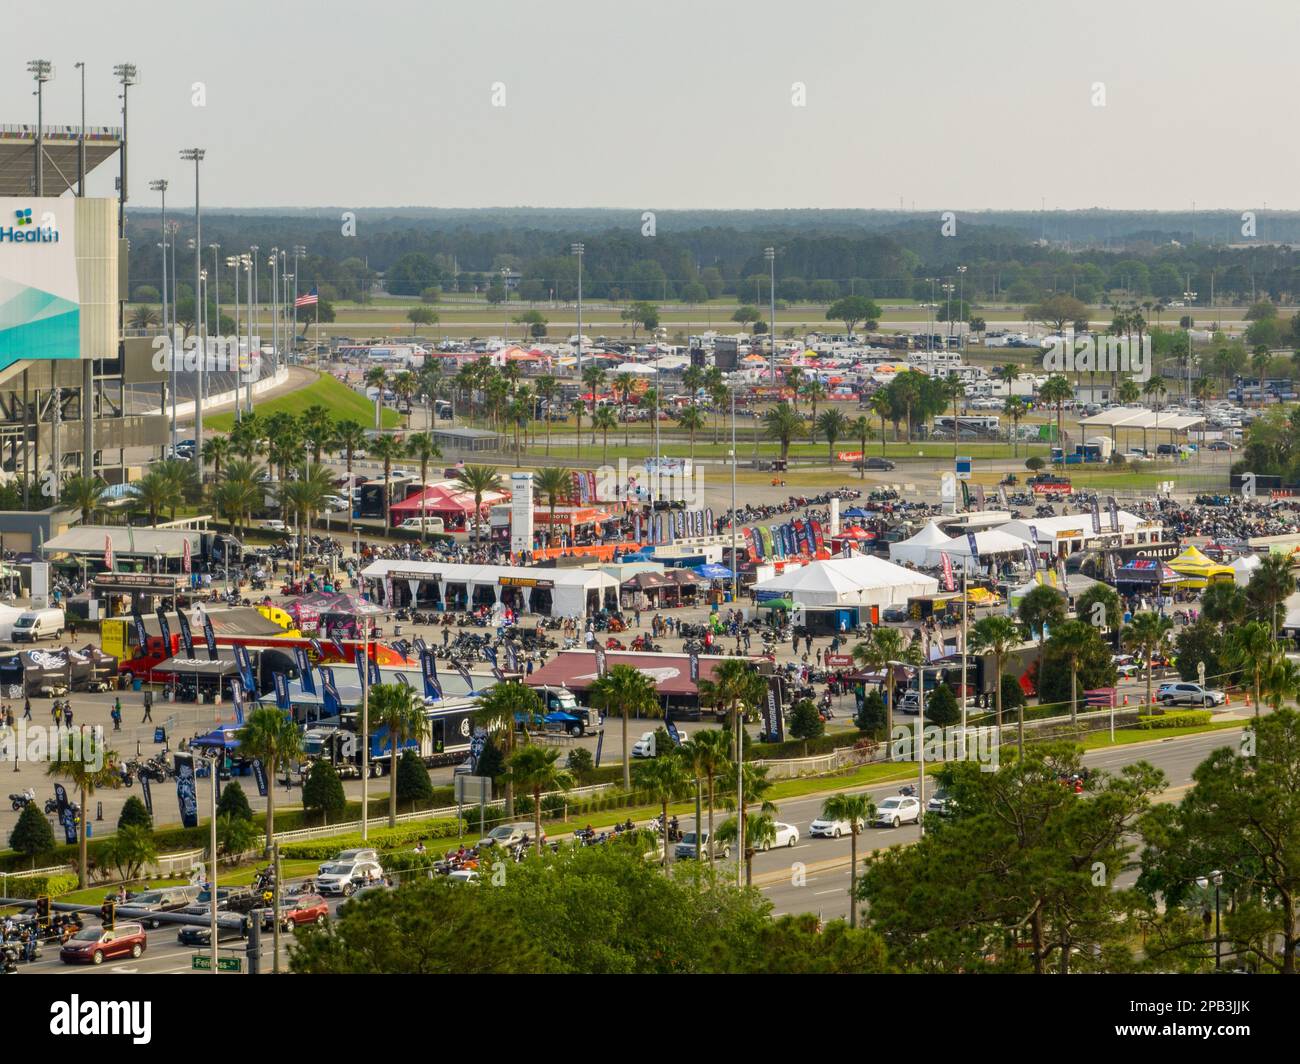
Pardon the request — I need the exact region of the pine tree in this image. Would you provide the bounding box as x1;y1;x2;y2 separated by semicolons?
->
216;780;253;822
302;761;346;824
9;802;56;867
396;750;434;808
117;795;153;832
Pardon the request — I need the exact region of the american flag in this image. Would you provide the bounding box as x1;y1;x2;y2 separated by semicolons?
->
104;535;113;571
294;286;318;308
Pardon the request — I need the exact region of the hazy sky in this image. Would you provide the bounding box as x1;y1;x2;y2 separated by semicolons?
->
9;0;1299;211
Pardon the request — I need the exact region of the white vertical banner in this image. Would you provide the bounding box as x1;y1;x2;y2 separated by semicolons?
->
510;472;534;553
830;496;840;537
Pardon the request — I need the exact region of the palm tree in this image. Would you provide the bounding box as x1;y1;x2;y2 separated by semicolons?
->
700;658;765;758
392;370;417;427
236;707;304;847
718;761;776;885
333;419;367;534
404;432;442;540
706;366;728;445
130;470;181;527
581;365;607;445
213;478;258;540
613;372;636;445
278;463;333;556
675;406;706;459
1122;612;1175;712
819;792;875;926
299;404;336;465
815;408;847;467
61;474;107;525
1038;374;1073;444
762;403;803;463
1224;620;1275;718
533;466;571;549
944;376;964;459
1247;553;1295;641
1002;396;1027;457
505;745;572;856
47;728;120;888
1116;377;1141;405
368;683;432;826
852;627;921;741
588;664;660;790
453;465;504;544
1259;651;1300;712
802;379;826;424
848;415;873;478
633;753;691;869
1050;619;1098;725
593;405;619;463
1018;584;1067;703
363;366;388;427
682;728;731;864
368;434;406;530
869;390;892;454
201;436;232;482
473;681;541;817
968;614;1022;749
535;374;559;456
784;366;804;409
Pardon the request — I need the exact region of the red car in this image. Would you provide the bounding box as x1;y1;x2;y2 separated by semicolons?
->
59;923;148;965
264;894;329;933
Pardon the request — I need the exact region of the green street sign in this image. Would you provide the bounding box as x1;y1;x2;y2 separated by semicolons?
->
191;954;242;972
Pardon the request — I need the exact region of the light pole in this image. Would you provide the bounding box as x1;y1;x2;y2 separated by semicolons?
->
113;64;137;239
1182;289;1197;403
957;265;967;355
180;148;206;478
74;61;86;197
571;243;584;378
292;245;307;354
765;247;776;383
27;60;54;198
210;244;221;339
250;247;260;413
227;256;241;420
729;385;737;602
151;179;173;453
269;248;280;372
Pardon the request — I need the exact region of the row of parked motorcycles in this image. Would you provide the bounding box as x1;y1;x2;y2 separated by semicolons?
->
8;789;81;818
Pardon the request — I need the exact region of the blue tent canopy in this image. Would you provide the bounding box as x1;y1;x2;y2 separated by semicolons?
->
693;563;733;580
191;728;241;750
843;507;869;518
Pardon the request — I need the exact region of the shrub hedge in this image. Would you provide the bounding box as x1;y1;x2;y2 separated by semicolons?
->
1133;710;1213;730
278;818;463;860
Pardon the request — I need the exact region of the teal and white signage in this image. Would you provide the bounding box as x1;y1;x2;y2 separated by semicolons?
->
0;197;80;373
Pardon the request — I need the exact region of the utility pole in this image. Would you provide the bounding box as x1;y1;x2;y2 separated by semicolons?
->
361;620;370;841
208;753;218;975
180;149;206;477
150;180;173;452
272;841;282;975
765;247;776;384
572;243;584;379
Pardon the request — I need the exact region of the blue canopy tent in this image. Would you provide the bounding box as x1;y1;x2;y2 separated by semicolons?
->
843;507;870;519
694;562;733;580
191;728;241;750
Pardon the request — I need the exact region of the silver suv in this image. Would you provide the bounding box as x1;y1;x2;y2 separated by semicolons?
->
1156;682;1226;708
673;831;731;861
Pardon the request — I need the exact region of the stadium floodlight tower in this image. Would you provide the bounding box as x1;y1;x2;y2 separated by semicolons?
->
113;64;137;235
572;242;584;376
180;148;206;478
27;60;54;197
764;247;776;384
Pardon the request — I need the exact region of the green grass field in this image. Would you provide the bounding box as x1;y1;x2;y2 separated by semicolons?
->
207;372;401;431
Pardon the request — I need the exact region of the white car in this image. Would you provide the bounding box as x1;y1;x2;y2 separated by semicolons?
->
324;495;351;511
874;795;922;828
316;859;383;896
261;519;288;532
809;815;866;839
761;822;800;851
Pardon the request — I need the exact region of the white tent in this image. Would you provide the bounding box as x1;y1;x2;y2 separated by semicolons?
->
1230;554;1261;587
928;529;1028;572
889;521;951;567
1007;571;1100;606
753;555;938;609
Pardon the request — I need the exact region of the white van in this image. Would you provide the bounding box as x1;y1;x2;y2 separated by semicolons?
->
398;517;445;533
11;608;65;642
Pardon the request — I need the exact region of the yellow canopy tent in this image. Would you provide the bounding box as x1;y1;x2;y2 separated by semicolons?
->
1168;545;1235;589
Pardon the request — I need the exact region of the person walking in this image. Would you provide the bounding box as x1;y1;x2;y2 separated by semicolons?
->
22;697;31;722
141;694;153;724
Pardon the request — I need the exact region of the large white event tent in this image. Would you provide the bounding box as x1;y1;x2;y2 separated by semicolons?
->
753;556;938;609
1230;554;1261;587
888;521;951;566
926;529;1029;571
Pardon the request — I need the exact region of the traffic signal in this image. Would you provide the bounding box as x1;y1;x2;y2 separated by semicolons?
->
35;895;50;927
100;900;115;930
